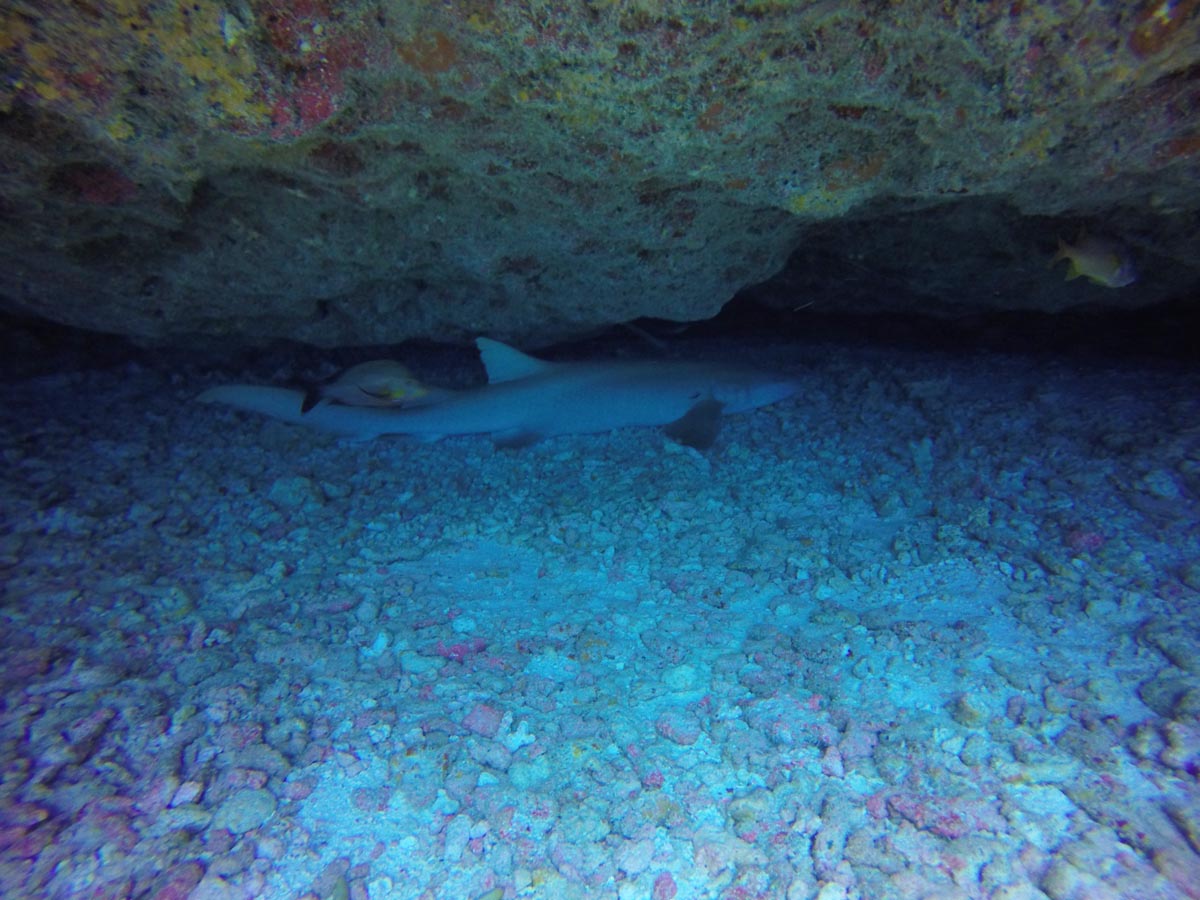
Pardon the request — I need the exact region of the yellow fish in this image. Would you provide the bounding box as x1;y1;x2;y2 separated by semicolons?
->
301;360;430;414
1051;234;1137;288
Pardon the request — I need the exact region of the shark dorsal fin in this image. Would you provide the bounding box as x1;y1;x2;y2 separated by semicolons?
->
476;337;555;384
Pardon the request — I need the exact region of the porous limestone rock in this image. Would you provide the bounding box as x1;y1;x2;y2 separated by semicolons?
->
1;1;1197;347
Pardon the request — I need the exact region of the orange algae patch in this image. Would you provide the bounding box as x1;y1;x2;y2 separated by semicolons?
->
697;101;726;132
397;31;459;76
258;0;334;56
52;163;139;205
0;12;31;54
828;104;867;120
1128;0;1200;57
786;152;887;216
112;0;268;126
824;153;885;191
1;11;117;115
1155;134;1200;162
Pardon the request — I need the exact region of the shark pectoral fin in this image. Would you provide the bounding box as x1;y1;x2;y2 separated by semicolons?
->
492;428;542;449
664;397;724;450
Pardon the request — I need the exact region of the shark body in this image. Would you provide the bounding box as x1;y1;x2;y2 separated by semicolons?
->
198;338;797;449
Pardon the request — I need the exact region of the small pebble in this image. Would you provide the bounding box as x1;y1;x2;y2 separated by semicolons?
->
211;789;276;835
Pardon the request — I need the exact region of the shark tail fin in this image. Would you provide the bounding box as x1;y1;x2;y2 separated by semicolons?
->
198;385;380;438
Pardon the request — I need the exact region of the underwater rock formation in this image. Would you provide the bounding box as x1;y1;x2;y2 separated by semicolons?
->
0;0;1197;346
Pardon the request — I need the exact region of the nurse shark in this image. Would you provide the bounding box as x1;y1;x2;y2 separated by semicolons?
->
198;338;797;449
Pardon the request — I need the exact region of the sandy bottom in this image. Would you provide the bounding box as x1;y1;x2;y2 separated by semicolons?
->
1;336;1198;900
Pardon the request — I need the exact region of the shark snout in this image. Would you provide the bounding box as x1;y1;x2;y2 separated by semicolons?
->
758;377;801;405
715;373;800;413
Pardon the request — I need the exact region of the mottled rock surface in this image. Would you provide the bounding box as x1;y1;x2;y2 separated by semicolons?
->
1;1;1198;347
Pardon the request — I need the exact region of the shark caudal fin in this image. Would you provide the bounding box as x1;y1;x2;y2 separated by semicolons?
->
198;385;386;438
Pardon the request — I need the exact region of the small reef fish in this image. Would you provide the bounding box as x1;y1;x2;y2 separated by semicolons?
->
1050;234;1137;288
301;359;431;413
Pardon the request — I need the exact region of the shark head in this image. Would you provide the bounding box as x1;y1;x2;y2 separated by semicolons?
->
709;370;800;414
